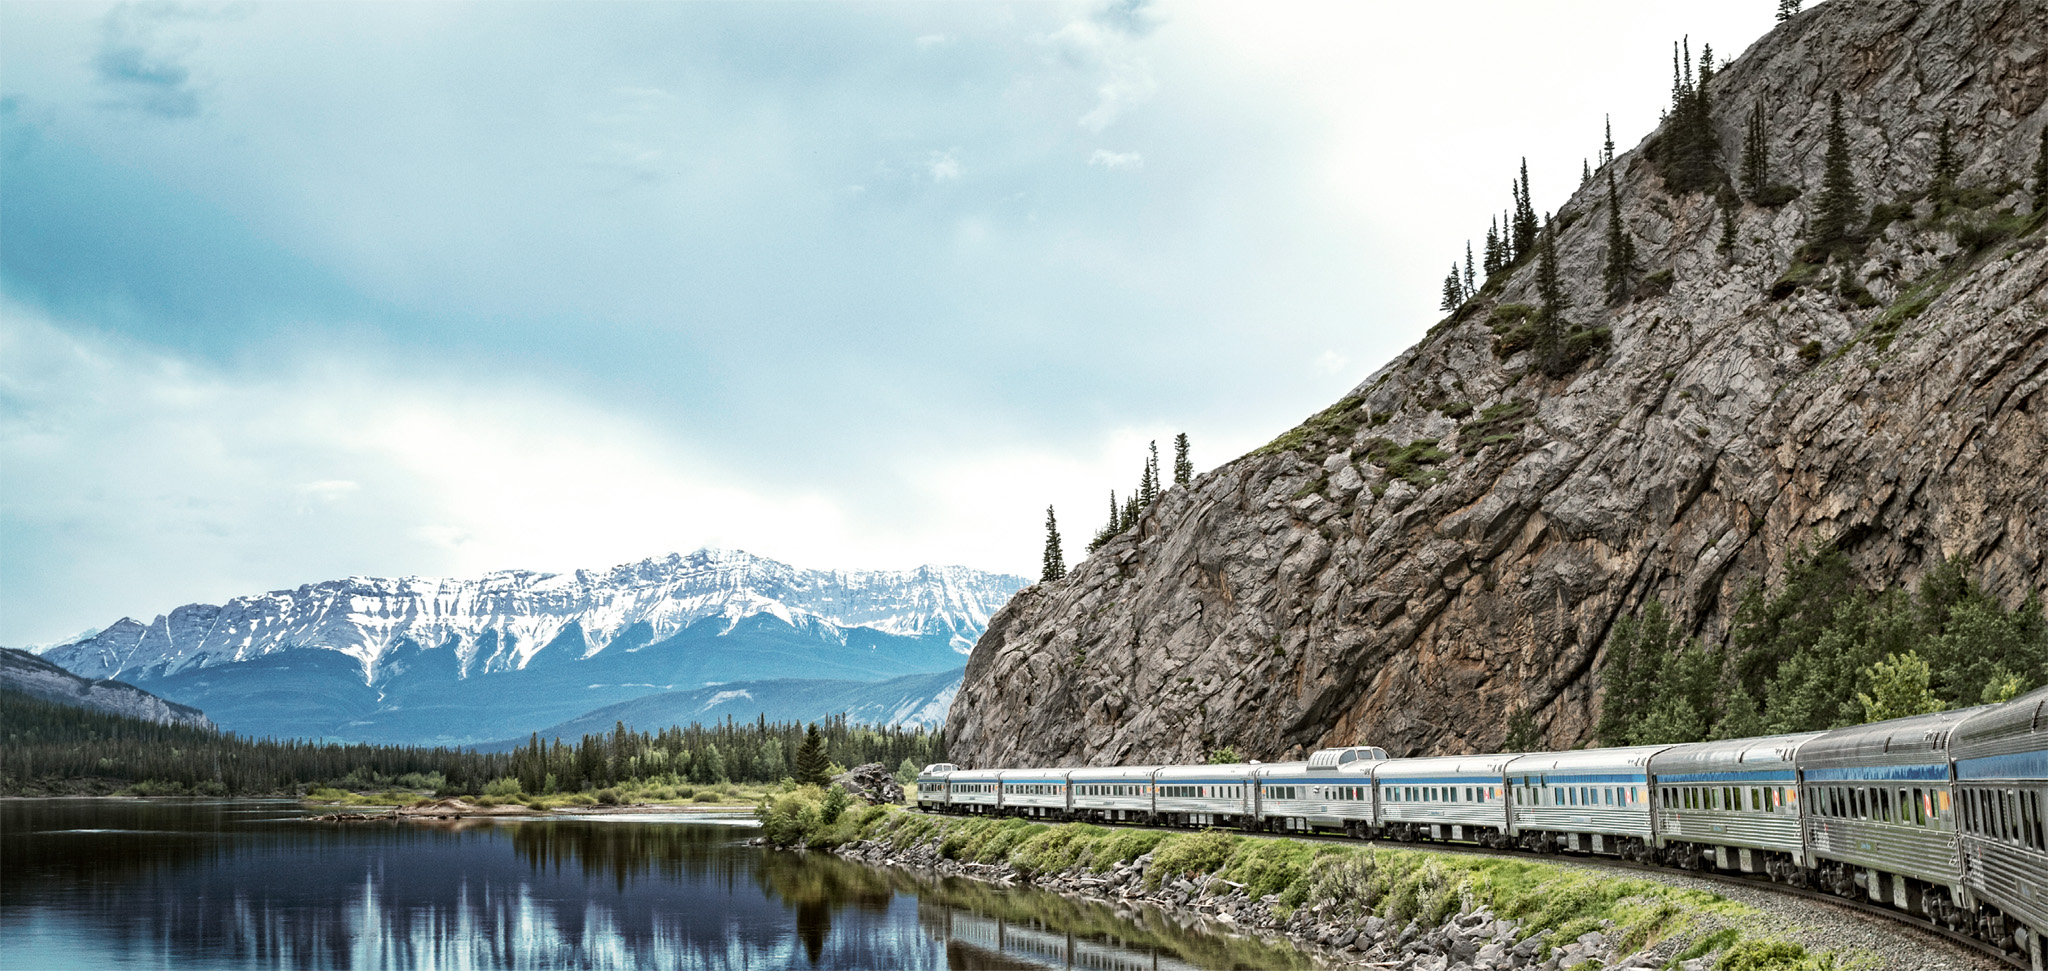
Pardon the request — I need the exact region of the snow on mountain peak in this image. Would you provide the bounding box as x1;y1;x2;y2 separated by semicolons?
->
45;549;1027;684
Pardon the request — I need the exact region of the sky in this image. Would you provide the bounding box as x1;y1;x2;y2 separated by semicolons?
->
0;0;1788;646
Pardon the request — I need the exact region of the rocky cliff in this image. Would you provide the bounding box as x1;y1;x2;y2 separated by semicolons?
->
949;0;2048;767
0;648;214;730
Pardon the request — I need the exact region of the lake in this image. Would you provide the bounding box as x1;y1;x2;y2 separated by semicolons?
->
0;799;1315;970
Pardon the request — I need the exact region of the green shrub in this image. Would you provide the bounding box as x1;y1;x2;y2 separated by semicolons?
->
1254;395;1369;458
481;777;522;798
1717;938;1811;970
692;790;723;804
596;788;622;805
1362;437;1451;487
1145;830;1236;888
820;785;850;824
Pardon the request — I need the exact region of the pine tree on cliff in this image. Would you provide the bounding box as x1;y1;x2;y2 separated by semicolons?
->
1483;218;1504;279
1088;491;1118;551
1810;92;1862;251
1776;0;1801;22
1582;158;1591;188
1603;114;1615;167
1040;505;1065;582
1440;264;1464;311
1139;441;1160;507
1463;241;1476;295
1930;118;1959;209
2035;125;2048;211
1603;167;1636;303
1740;99;1769;199
794;723;831;785
1535;213;1570;377
1511;160;1538;259
1172;433;1192;486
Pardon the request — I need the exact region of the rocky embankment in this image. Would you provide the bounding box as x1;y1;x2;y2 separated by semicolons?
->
838;837;1638;971
949;0;2048;765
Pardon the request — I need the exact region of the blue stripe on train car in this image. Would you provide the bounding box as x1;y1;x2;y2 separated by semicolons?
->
1514;773;1644;784
1952;750;2048;780
1802;764;1949;783
1656;769;1797;784
1377;776;1502;786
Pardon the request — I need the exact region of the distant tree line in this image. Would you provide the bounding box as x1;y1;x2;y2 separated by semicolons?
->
0;691;511;796
1594;551;2048;747
504;713;945;794
0;691;946;797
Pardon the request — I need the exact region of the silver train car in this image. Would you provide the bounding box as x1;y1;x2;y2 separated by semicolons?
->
1952;685;2048;965
1374;754;1517;847
1648;732;1822;878
1505;746;1662;858
1254;746;1384;836
1799;707;1981;916
1068;765;1159;823
1152;763;1255;828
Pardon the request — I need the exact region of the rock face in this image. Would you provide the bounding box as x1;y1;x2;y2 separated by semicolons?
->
0;648;214;730
950;0;2048;767
830;763;906;805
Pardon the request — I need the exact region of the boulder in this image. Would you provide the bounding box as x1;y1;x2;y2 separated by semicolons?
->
830;763;904;805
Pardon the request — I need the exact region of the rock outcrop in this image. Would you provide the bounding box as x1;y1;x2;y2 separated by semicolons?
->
0;648;214;730
950;0;2048;766
831;763;906;805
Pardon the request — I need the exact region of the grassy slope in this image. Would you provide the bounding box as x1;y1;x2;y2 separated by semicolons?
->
760;791;1860;971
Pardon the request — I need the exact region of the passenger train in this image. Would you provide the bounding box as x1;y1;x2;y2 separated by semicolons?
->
917;685;2048;969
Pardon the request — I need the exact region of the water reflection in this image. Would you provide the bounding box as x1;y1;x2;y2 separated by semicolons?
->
1;800;1311;970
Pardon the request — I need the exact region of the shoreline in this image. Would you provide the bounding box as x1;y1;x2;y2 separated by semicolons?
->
765;798;2004;971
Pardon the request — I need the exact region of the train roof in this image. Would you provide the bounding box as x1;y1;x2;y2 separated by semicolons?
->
1504;745;1671;777
945;767;1005;780
1066;765;1164;781
1648;733;1826;776
1949;684;2048;764
1154;763;1260;781
1797;706;1988;770
1372;753;1521;779
918;763;960;775
1306;746;1389;769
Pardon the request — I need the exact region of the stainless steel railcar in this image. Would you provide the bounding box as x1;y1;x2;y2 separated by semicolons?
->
1067;765;1160;823
1798;707;1982;916
1648;733;1822;878
999;768;1073;818
1506;746;1663;858
1255;746;1384;835
915;762;958;811
1952;685;2048;966
1153;763;1256;828
1373;754;1517;847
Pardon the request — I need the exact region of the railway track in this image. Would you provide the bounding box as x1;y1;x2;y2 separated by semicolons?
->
907;809;2025;968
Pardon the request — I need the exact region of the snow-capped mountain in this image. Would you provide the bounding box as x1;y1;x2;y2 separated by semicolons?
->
41;550;1025;744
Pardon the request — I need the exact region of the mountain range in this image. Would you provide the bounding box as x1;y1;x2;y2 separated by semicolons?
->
42;549;1023;744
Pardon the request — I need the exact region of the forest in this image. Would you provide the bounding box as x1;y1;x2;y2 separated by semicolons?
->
1591;551;2048;747
0;691;945;797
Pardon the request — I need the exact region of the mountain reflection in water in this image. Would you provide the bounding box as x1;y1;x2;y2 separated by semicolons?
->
1;800;1312;970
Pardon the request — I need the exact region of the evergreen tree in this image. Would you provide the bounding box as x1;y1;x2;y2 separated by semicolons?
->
1172;433;1192;487
1856;652;1944;723
1040;505;1065;582
1511;160;1538;258
1440;264;1464;311
1776;0;1801;23
1930;118;1959;208
1740;99;1769;198
1719;192;1739;256
1582;158;1591;188
1535;213;1569;376
1483;218;1504;279
1603;114;1615;167
1661;37;1722;195
2034;125;2048;211
1088;491;1120;551
1602;167;1636;303
1139;441;1160;508
793;723;831;785
1462;241;1476;295
1810;91;1862;250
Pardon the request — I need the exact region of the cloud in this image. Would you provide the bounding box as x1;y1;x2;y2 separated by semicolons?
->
1088;149;1143;171
1316;349;1350;374
1043;7;1158;133
925;149;961;182
93;4;219;118
914;33;951;49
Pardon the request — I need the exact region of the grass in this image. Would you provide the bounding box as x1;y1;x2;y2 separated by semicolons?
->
758;795;1855;971
1458;399;1534;455
1360;437;1451;487
1253;395;1370;458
